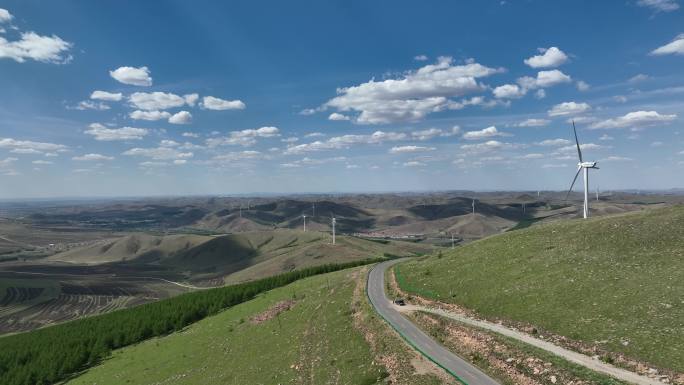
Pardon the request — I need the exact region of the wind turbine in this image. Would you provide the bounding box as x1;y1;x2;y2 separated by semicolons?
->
331;215;336;245
302;214;306;232
451;233;455;249
472;199;475;215
565;121;599;219
596;185;600;201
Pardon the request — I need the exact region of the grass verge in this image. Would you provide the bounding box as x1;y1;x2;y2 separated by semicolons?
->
396;206;684;373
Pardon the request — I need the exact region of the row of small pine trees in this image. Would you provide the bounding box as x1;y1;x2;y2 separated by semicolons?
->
0;258;382;385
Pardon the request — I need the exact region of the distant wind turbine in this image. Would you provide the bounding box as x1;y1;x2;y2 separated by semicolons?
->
302;214;306;232
565;121;599;219
472;199;475;215
451;233;455;249
331;215;336;245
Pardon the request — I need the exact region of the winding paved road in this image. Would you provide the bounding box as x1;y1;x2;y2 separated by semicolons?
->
367;259;500;385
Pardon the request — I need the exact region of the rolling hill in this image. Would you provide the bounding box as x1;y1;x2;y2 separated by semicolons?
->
49;229;433;284
396;205;684;373
47;233;213;264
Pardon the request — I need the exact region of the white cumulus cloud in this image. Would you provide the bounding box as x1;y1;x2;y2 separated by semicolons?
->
206;126;280;147
201;96;246;110
493;84;525;99
651;34;684;56
0;8;13;23
389;145;436;154
85;123;149;141
516;118;550;127
123;147;193;160
460;140;519;154
588;110;677;129
284;130;407;155
73;153;114;161
463;126;510;140
548;101;591;116
109;66;152;86
90;90;123;102
524;47;569;68
0;31;73;64
518;69;572;89
168;110;192;125
537;138;572;146
72;101;110;111
129;110;171;121
0;138;67;152
324;56;504;124
129;92;188;110
328;112;350;121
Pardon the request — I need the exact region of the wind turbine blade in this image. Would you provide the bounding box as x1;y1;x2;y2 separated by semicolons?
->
572;120;583;162
565;166;582;201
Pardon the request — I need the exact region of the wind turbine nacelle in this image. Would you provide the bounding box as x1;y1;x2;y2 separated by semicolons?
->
579;161;598;168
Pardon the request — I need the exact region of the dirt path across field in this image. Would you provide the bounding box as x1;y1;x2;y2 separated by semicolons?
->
399;304;668;385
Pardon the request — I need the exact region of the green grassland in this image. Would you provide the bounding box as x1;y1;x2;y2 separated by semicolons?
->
65;268;391;385
396;205;684;372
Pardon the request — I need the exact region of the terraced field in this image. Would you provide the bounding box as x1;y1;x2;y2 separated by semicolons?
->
0;274;186;334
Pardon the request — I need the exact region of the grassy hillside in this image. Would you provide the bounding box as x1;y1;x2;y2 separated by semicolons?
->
50;229;433;283
0;260;381;385
222;231;433;283
48;233;212;264
63;268;425;385
396;206;684;372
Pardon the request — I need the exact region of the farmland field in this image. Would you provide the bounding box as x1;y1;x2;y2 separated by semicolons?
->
0;266;188;334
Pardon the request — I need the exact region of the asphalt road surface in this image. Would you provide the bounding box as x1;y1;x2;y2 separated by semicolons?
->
367;259;500;385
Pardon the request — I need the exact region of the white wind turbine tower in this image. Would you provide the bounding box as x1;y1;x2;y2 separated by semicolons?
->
472;199;475;215
302;214;306;232
565;121;599;219
331;215;336;245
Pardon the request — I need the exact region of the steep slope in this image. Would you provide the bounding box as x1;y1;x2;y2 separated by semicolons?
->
63;268;449;385
397;205;684;373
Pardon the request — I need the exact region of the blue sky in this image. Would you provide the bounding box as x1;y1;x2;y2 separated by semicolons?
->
1;0;683;198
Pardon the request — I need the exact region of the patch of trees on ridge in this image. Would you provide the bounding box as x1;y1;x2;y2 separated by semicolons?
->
0;258;382;385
